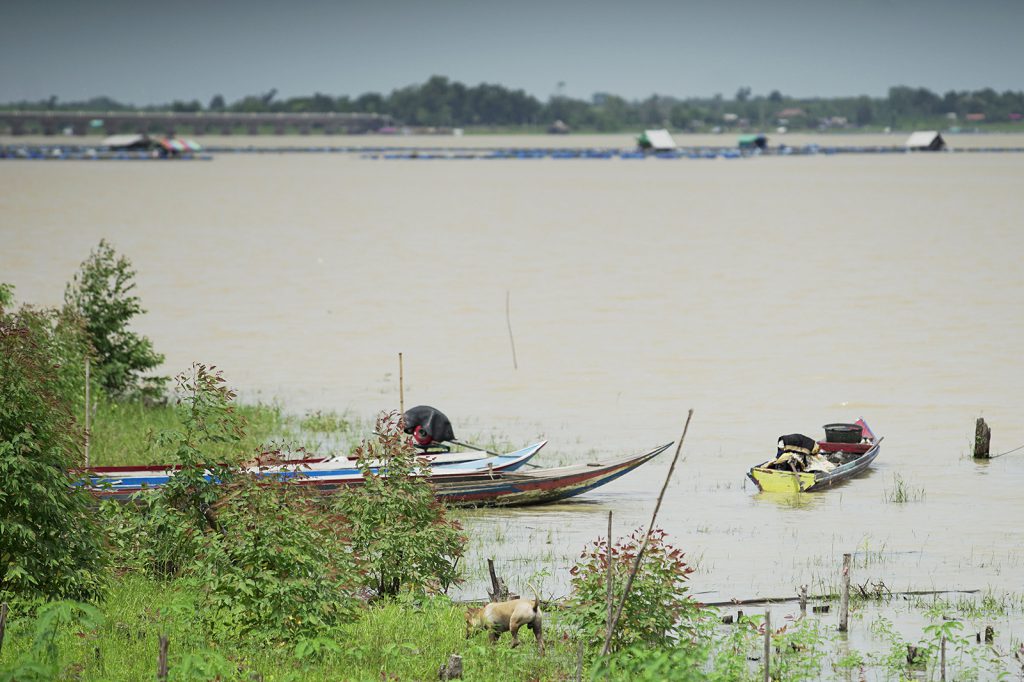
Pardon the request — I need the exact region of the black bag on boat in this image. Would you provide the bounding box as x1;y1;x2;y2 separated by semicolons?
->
402;405;456;445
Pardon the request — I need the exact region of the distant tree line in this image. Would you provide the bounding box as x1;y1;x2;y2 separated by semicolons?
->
4;78;1023;131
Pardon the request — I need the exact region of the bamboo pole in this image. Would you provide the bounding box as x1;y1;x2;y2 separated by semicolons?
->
506;291;518;370
605;511;614;646
602;409;694;655
84;357;91;468
763;610;771;682
398;353;404;416
839;553;851;632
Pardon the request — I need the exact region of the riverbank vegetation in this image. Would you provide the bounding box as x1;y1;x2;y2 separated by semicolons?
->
2;243;1023;680
3;78;1024;133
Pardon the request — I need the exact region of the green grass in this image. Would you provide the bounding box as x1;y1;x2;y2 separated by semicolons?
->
87;400;286;466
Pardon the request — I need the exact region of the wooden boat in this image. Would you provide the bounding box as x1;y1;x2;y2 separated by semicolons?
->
429;442;673;508
84;441;546;500
747;419;881;493
84;444;492;480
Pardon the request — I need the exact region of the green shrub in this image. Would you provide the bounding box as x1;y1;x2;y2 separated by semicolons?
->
331;412;466;597
564;527;700;653
0;306;107;601
191;479;362;643
64;239;166;399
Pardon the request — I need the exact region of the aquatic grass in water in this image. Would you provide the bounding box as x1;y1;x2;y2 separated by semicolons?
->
884;472;925;503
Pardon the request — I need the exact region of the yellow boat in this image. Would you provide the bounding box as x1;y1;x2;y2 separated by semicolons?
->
747;419;882;493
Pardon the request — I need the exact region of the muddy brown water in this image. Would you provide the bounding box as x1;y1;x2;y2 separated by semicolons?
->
2;136;1023;618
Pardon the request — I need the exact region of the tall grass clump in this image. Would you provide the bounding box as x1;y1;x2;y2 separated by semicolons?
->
884;472;925;503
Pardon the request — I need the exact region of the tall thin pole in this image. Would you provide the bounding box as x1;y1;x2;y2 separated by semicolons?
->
506;290;518;370
398;352;404;415
602;409;694;655
763;611;771;682
84;357;91;468
605;511;614;647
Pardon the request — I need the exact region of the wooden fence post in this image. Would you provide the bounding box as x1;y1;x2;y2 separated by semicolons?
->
0;602;9;656
839;553;851;632
940;635;946;681
157;635;169;680
763;610;771;682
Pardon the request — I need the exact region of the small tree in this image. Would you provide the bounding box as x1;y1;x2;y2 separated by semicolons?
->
564;527;699;653
0;305;107;601
64;239;166;399
332;412;465;597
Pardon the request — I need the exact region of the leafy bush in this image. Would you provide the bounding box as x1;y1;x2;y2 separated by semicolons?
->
64;239;166;399
564;527;699;653
0;600;104;682
331;412;466;597
191;478;362;642
99;363;244;579
0;305;107;601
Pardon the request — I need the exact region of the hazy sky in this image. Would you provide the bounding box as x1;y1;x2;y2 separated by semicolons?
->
3;0;1022;105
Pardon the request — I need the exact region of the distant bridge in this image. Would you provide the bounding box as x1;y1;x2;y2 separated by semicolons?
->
0;110;394;136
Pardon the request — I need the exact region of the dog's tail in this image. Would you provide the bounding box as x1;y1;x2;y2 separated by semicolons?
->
526;580;541;612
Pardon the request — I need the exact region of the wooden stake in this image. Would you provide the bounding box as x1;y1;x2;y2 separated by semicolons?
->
84;357;91;468
605;511;614;646
763;610;771;682
799;584;808;616
602;410;694;655
157;635;169;681
839;553;851;632
398;352;404;416
974;417;991;458
486;558;508;602
506;290;518;370
940;635;946;681
575;640;584;682
0;602;8;656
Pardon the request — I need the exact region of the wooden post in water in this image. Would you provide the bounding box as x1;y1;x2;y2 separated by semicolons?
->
974;418;991;458
605;511;614;647
157;635;169;681
398;353;404;416
799;584;808;616
0;602;9;656
762;610;771;682
84;357;91;468
839;553;851;632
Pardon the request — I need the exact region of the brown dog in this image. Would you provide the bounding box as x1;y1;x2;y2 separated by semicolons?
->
465;597;544;654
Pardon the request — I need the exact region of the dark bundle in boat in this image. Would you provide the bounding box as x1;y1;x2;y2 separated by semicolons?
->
403;405;456;449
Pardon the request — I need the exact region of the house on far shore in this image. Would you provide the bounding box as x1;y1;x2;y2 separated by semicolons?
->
102;134;153;150
637;129;676;152
905;130;947;151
